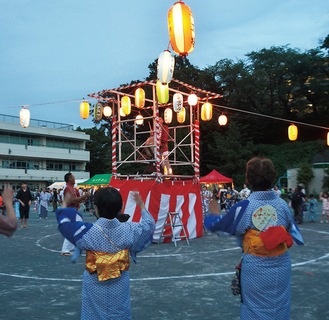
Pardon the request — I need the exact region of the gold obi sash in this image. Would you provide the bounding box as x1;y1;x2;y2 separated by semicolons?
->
86;249;130;281
243;229;288;257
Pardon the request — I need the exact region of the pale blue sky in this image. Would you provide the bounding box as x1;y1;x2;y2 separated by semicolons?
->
0;0;328;128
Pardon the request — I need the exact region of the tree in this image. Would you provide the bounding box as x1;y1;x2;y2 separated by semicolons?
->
297;162;314;193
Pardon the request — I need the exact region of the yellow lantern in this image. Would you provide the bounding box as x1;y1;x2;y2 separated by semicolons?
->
80;100;89;119
201;102;213;121
168;1;195;56
188;93;198;106
156;80;169;104
119;107;127;117
135;114;144;125
134;88;145;109
218;114;228;126
173;93;183;112
164;107;173;124
327;132;329;146
157;50;175;84
20;107;30;128
288;124;298;141
103;105;112;117
121;95;131;115
177;107;186;123
94;102;103;122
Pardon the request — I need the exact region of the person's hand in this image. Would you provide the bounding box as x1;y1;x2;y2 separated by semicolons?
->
133;192;145;210
2;185;14;206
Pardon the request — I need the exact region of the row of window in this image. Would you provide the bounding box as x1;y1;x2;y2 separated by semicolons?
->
1;160;79;171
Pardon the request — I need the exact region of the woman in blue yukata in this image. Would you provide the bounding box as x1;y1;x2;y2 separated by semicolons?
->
56;187;155;320
205;157;304;320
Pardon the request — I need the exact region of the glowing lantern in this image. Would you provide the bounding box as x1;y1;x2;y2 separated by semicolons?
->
218;114;228;126
168;1;195;56
288;124;298;141
157;50;175;84
134;88;145;109
20;107;30;128
135;114;144;125
121;96;131;115
164;107;173;124
103;105;112;117
177;107;186;123
119;107;126;117
173;93;183;112
80;100;89;119
94;102;103;122
188;93;198;106
327;132;329;146
156;80;169;104
201;102;213;121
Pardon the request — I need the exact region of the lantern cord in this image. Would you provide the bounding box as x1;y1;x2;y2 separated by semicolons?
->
212;103;329;131
5;98;93;109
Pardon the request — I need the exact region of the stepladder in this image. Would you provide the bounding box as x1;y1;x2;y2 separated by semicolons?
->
158;212;190;247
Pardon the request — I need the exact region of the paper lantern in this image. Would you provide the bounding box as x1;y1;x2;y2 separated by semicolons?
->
103;105;112;117
188;93;198;106
218;114;228;126
173;93;183;112
201;102;213;121
288;124;298;141
121;95;131;115
156;80;169;104
177;107;186;123
157;50;175;84
164;107;173;124
94;102;103;122
327;132;329;146
20;107;30;128
135;114;144;125
134;88;145;109
168;1;195;56
80;100;89;119
119;107;126;117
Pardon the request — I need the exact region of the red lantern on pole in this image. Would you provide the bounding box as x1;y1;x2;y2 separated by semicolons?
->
168;1;195;56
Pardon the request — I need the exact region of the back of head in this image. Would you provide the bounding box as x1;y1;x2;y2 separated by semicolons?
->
93;187;123;219
246;157;277;191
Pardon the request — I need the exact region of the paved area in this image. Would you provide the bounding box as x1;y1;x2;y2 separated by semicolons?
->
0;208;329;320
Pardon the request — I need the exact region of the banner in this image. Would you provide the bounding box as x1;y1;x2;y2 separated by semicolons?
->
110;179;203;242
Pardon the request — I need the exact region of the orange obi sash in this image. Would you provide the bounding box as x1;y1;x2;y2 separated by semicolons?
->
86;249;130;282
243;228;290;257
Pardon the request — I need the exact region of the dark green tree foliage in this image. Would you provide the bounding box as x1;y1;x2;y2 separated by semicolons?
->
297;162;315;192
322;168;329;190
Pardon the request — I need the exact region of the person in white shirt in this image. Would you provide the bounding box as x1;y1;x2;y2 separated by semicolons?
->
239;184;251;200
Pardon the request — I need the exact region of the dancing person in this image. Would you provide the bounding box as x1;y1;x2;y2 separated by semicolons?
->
205;157;303;320
16;181;33;228
60;172;90;256
56;187;155;320
319;191;329;223
39;187;51;219
0;185;17;236
291;185;306;224
307;194;317;222
239;183;251;200
159;117;172;175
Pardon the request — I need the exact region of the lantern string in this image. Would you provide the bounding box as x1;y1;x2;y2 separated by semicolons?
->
4;98;91;109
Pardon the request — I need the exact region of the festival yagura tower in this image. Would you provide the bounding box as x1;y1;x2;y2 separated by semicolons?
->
88;79;221;242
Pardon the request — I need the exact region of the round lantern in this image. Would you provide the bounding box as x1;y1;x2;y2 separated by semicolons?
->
119;107;127;117
156;80;169;104
188;93;198;106
177;107;186;124
80;100;90;119
135;114;144;125
103;105;112;117
218;114;228;126
173;93;183;112
134;88;145;109
288;124;298;141
168;1;195;56
121;95;131;115
157;50;175;84
164;107;173;124
201;102;213;121
94;102;103;122
20;107;30;128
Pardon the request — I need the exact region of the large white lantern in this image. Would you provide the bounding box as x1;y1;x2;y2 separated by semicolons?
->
188;93;198;106
103;105;112;117
218;114;228;126
135;114;144;125
173;93;183;112
157;50;175;84
20;107;30;128
164;107;173;124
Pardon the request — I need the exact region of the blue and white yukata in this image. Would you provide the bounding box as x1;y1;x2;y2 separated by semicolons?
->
204;191;304;320
56;208;155;320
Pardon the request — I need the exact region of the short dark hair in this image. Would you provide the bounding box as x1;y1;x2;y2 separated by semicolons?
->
64;172;72;183
93;187;123;219
246;157;277;191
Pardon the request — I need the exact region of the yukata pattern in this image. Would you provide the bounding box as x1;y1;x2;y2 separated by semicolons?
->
234;191;294;320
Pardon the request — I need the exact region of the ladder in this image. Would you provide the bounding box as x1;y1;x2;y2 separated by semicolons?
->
158;212;190;247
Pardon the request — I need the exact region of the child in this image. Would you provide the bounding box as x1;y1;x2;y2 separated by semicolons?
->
307;194;317;222
319;192;329;223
